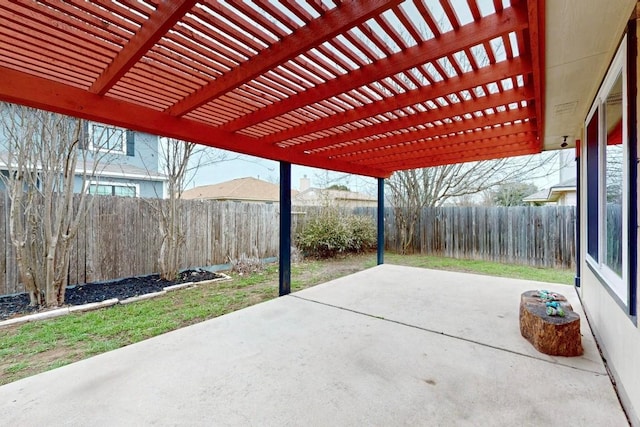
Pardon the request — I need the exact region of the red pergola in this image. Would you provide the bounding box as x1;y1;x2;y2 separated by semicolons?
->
0;0;544;179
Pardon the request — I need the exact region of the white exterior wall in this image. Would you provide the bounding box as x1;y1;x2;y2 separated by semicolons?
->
559;191;577;206
577;33;640;423
579;267;640;425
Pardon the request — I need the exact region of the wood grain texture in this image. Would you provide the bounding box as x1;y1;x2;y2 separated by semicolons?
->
519;290;583;357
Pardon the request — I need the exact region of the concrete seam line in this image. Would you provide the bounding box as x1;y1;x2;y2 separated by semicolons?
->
289;294;606;376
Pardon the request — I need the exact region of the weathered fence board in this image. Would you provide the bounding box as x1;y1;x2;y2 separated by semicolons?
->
0;192;576;296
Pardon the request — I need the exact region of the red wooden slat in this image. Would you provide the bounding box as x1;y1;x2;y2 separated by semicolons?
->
167;0;402;116
181;15;258;57
0;50;93;88
338;122;536;162
222;6;529;132
394;5;424;44
155;38;226;76
179;14;253;61
0;24;109;70
34;0;132;36
201;1;275;46
254;0;303;31
167;25;240;70
343;29;383;61
318;106;535;159
140;53;209;86
441;0;461;30
262;57;530;144
3;2;124;54
415;0;442;38
374;13;408;50
369;142;539;171
295;87;533;154
231;2;290;39
0;35;103;77
467;0;482;21
357;22;393;56
59;0;141;37
280;61;325;86
91;1;198;95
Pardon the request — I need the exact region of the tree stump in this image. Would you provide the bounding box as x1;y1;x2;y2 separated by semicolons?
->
519;290;583;357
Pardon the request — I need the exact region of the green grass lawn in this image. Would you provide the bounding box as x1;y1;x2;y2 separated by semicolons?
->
0;253;574;385
378;253;575;285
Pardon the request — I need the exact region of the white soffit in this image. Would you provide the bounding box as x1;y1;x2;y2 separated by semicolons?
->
544;0;637;150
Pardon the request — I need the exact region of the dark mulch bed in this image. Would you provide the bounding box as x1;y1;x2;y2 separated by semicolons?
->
0;269;225;322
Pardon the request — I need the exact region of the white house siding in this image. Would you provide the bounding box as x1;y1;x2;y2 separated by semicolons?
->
559;191;577;206
579;266;640;426
577;25;640;425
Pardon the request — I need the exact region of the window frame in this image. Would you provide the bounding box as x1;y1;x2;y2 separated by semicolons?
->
585;35;631;308
88;123;126;154
88;180;138;197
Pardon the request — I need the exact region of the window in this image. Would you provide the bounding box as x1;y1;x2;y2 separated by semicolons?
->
585;36;630;307
89;123;126;153
89;182;137;197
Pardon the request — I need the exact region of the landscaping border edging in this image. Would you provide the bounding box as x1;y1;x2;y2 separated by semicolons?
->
0;273;232;329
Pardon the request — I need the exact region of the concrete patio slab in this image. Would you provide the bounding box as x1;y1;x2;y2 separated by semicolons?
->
0;265;628;426
299;264;605;374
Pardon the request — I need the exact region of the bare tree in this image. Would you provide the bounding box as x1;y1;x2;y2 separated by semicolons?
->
156;139;193;281
386;153;557;253
0;103;113;306
153;140;236;280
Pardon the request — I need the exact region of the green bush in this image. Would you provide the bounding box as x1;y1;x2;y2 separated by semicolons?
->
296;211;376;258
345;215;377;253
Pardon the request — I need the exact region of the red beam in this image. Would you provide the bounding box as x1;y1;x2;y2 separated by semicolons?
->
376;141;540;171
321;106;535;159
222;5;529;132
90;0;198;95
340;122;536;163
294;87;533;154
526;0;545;150
166;0;401;116
263;57;531;145
0;66;389;178
390;146;542;171
356;132;537;166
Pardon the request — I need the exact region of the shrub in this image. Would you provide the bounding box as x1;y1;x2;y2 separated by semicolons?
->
345;215;377;253
296;210;376;258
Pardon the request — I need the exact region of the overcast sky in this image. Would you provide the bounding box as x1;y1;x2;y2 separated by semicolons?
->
186;147;575;197
187;148;378;194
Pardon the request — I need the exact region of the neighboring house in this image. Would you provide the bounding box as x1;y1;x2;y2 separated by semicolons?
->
291;175;377;208
182;177;297;204
0;121;167;198
523;178;577;206
293;188;377;208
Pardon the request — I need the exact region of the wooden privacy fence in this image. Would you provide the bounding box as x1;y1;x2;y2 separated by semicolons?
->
0;194;280;296
0;193;576;296
380;206;576;269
